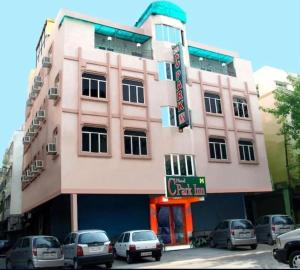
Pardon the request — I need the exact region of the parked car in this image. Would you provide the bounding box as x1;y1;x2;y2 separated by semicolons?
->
0;240;13;256
273;228;300;268
113;230;162;264
208;219;257;250
63;230;114;269
255;214;295;245
6;235;64;269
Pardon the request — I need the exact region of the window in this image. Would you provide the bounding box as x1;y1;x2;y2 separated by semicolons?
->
82;73;106;99
209;138;227;160
155;24;182;44
21;238;30;248
82;127;108;153
161;106;177;127
123;233;130;243
204;93;222;114
122;80;144;104
165;154;195;176
124;130;147;155
233;97;249;118
78;232;109;244
117;234;124;243
158;62;174;80
239;140;255;161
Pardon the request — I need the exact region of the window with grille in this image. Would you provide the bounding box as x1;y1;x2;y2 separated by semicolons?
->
204;92;222;114
209;138;227;160
122;80;144;104
124;130;147;155
82;127;107;153
82;73;106;99
233;97;249;118
165;154;195;176
239;140;255;161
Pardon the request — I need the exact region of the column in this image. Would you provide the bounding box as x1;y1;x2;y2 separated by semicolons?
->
70;194;78;231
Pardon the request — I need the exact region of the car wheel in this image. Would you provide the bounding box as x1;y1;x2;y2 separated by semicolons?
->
27;261;34;269
227;240;234;250
267;235;274;245
250;244;257;250
209;238;216;248
126;253;133;264
155;256;161;262
6;259;13;269
105;262;113;269
289;250;300;268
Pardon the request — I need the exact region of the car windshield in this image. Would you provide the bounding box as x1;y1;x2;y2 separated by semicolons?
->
132;231;157;242
78;232;109;244
272;216;293;225
33;237;60;249
231;220;253;229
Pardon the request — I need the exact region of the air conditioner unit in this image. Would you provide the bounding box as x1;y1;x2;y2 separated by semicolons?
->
46;143;57;155
23;136;31;144
31;164;39;174
32;118;41;129
25;169;33;178
32;85;40;94
26;99;33;107
34;160;44;170
34;76;43;88
21;175;29;182
48;88;59;100
36;110;46;120
27;127;37;137
42;56;52;68
30;91;38;100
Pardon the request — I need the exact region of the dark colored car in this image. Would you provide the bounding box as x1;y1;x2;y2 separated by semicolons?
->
0;240;13;255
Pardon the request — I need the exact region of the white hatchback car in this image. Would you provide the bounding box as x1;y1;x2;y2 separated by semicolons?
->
114;230;162;264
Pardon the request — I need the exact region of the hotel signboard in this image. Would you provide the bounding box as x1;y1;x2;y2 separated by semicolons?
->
165;176;206;198
172;44;190;129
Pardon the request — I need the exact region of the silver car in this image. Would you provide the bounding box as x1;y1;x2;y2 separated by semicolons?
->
63;230;114;269
209;219;257;250
6;235;64;269
255;214;295;245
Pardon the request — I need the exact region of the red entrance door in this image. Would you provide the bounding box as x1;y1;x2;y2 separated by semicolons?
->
156;205;186;245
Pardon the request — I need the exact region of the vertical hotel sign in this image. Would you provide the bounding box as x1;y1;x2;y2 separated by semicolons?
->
173;44;189;129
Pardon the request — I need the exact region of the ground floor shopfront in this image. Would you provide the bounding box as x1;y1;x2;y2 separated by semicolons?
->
22;193;247;245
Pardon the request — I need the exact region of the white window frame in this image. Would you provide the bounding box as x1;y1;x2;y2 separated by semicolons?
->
209;138;227;160
169;107;177;127
158;62;174;81
122;83;144;104
233;97;249;118
239;141;255;161
204;93;222;114
156;24;181;44
165;154;195;176
124;133;147;155
82;75;106;99
82;128;107;153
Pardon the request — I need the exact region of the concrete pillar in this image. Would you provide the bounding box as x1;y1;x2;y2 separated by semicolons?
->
70;194;78;231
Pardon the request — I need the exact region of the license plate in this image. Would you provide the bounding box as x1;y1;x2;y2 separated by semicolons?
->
239;233;250;238
89;246;102;253
44;253;57;259
141;251;152;257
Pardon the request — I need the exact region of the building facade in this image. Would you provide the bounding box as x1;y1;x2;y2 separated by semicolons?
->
21;1;272;244
254;66;300;224
0;130;24;239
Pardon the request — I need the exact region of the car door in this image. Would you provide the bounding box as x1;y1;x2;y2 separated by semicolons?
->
19;237;31;268
262;216;270;242
12;238;23;268
255;217;263;241
63;234;72;264
219;221;229;246
114;234;124;256
121;233;130;257
69;233;77;260
213;222;222;246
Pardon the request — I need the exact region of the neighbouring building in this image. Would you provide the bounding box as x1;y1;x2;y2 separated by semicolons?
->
0;130;24;240
21;1;272;244
254;66;300;225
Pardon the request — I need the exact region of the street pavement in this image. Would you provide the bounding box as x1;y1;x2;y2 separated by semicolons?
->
0;244;289;269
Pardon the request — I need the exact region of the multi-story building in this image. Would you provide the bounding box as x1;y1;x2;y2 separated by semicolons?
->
254;66;300;224
21;1;272;244
0;130;24;239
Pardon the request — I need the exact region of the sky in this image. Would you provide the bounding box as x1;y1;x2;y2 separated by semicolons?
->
0;0;299;161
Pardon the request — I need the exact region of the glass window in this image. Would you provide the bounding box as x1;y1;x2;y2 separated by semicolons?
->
165;154;195;176
158;62;174;81
124;130;147;156
123;233;130;243
122;80;144;104
239;140;255;161
33;237;60;249
132;231;157;242
82;127;108;153
204;93;222;114
78;232;109;244
209;138;227;160
161;106;177;128
231;220;253;229
117;234;124;243
82;73;106;99
272;215;294;225
21;238;30;248
155;24;181;44
233;97;249;118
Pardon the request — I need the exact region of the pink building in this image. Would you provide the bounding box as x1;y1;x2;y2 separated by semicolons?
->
22;2;272;244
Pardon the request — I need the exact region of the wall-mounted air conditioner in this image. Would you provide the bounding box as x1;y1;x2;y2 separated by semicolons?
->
48;88;59;100
23;136;31;144
36;110;46;120
42;56;52;68
46;143;57;155
34;76;43;88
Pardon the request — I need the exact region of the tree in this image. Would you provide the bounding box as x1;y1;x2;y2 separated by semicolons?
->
262;75;300;185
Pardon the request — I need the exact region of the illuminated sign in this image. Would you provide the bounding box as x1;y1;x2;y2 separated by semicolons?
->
173;44;190;129
165;176;206;198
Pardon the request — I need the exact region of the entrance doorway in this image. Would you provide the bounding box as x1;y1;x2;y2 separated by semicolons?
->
157;205;186;245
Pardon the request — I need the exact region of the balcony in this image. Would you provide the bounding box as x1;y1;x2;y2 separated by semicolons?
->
189;46;236;77
95;33;153;59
